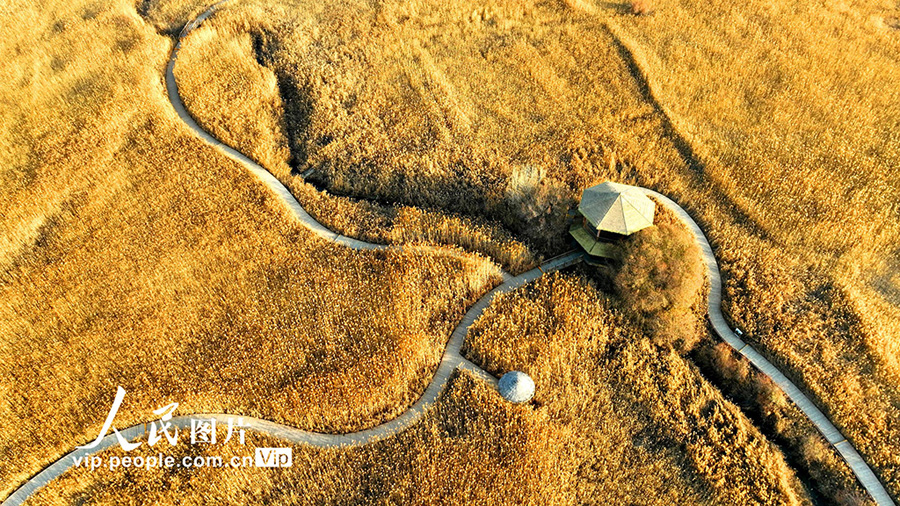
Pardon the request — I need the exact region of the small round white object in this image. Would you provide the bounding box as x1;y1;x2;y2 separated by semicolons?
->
498;371;535;403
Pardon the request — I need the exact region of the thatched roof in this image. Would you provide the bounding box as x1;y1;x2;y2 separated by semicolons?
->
578;182;655;235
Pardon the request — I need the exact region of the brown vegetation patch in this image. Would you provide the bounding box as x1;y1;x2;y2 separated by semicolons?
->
629;0;654;17
614;202;705;351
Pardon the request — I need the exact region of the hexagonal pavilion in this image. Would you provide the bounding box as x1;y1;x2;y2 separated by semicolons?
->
569;181;656;259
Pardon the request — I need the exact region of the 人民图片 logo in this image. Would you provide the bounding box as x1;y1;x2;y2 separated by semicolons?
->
70;386;293;471
77;386;248;451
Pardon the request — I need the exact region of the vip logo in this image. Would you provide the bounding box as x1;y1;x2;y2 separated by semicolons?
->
255;447;292;468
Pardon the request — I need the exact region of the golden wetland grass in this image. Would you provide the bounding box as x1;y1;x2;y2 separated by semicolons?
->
19;273;839;505
0;0;898;503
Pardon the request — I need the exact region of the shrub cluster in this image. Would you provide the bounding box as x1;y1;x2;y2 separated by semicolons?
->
614;210;705;352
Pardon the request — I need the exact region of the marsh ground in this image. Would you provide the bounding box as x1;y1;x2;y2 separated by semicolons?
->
166;0;900;497
0;0;501;498
0;0;897;503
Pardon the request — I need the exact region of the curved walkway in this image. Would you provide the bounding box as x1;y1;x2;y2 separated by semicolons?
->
647;192;894;505
2;3;893;505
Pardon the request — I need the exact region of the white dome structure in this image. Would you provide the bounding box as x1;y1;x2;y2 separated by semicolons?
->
498;371;535;403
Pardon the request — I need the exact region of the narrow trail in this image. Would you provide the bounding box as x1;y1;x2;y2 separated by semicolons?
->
600;18;894;505
2;3;894;505
646;192;895;506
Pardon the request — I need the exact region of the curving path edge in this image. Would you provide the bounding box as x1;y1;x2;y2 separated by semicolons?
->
647;191;894;505
1;3;893;505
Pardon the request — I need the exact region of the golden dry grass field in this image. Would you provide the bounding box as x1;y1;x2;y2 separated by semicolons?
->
162;0;900;498
0;0;897;503
20;272;846;505
170;10;540;273
0;0;496;498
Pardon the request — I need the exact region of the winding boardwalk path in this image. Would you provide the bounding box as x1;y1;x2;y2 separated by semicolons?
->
647;192;895;506
2;3;893;505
